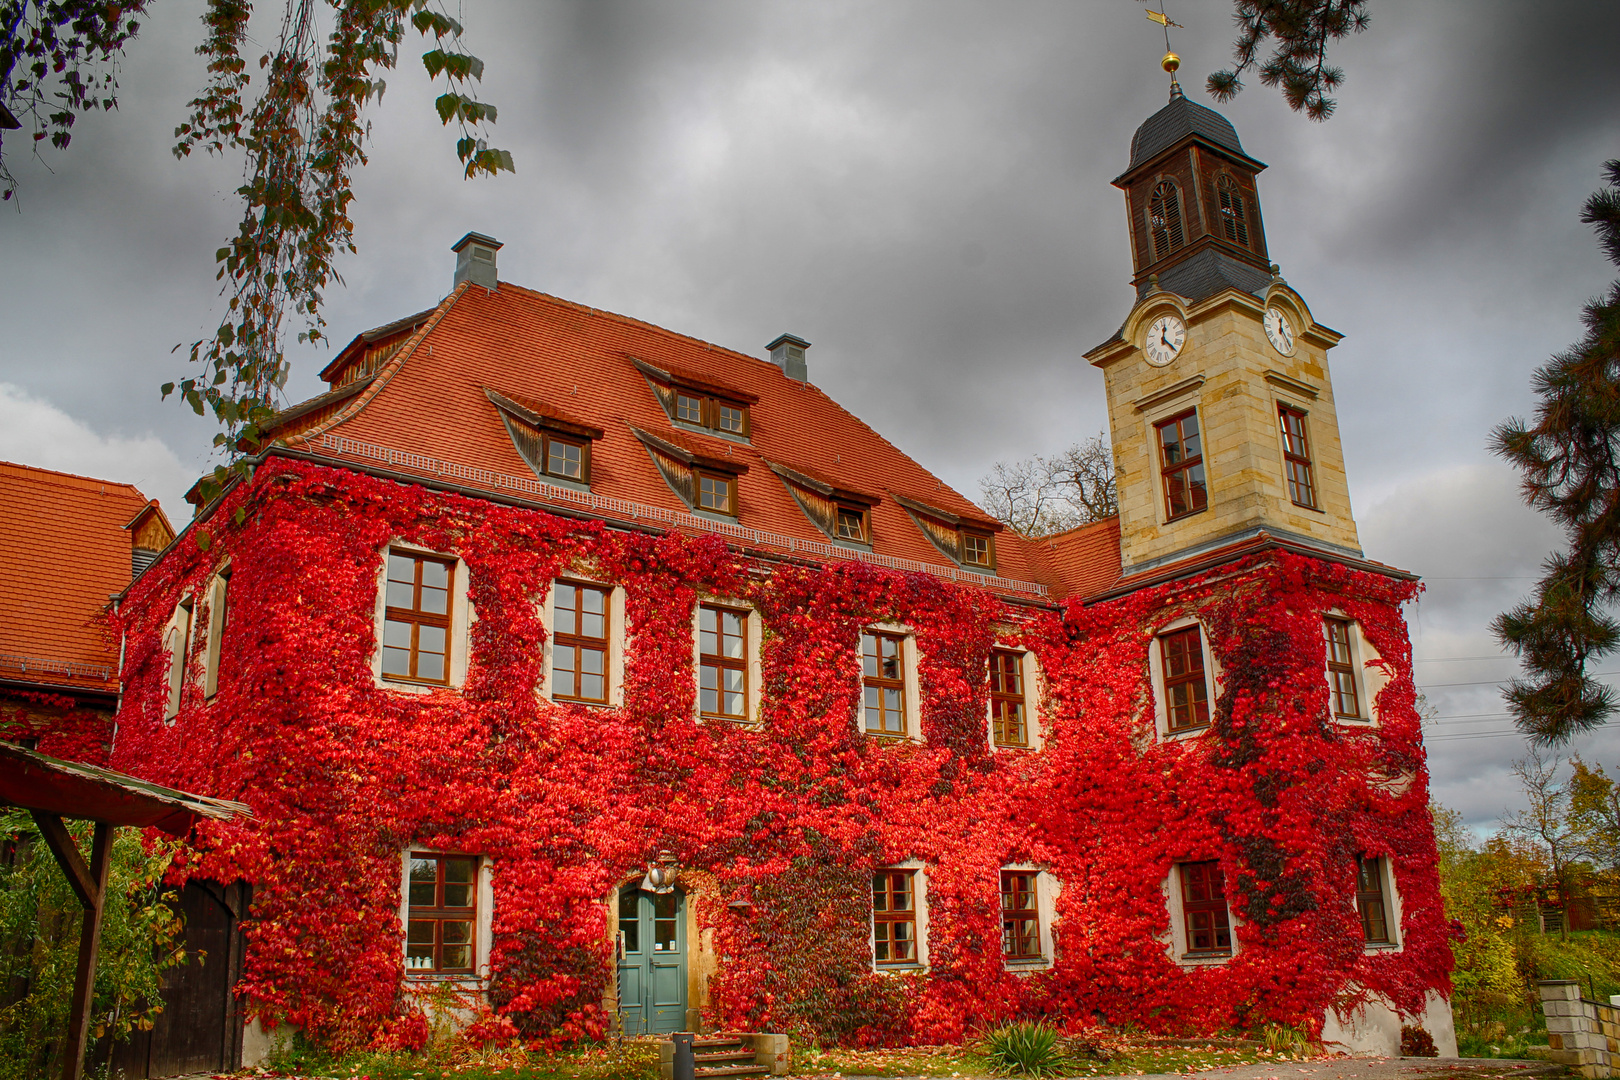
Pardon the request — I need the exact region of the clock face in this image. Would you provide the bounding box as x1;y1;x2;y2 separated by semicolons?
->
1144;314;1186;367
1264;307;1297;356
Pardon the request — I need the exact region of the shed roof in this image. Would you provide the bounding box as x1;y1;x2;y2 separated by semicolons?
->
0;742;249;836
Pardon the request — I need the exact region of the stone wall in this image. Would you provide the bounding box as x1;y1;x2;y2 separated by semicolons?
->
1540;980;1620;1076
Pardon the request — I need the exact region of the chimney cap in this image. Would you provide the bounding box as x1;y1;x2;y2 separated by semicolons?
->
451;231;503;254
765;333;810;352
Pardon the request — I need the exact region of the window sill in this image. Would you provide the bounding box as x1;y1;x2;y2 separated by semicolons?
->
405;972;485;984
1290;500;1326;515
1163;508;1208;524
1362;942;1400;952
380;676;460;695
874;963;926;974
539;474;592;494
993;741;1035;752
672;418;750;446
1180;950;1232;961
690;507;740;525
1004;958;1050;970
1163;724;1210;741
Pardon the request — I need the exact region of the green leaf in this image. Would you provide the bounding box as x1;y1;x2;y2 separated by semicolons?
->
196;530;212;552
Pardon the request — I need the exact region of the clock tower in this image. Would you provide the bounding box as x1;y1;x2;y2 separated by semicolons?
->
1085;81;1363;578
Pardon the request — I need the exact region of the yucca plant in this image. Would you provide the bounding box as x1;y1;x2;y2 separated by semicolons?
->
983;1021;1070;1077
1262;1022;1310;1056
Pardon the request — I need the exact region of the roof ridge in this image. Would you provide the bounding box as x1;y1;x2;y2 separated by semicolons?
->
288;282;470;448
0;460;150;497
1043;515;1121;543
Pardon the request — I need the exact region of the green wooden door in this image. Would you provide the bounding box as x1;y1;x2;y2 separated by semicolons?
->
616;887;686;1034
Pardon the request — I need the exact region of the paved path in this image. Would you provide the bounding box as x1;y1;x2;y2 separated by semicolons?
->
829;1058;1564;1080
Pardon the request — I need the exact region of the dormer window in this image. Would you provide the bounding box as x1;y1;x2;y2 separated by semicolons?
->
962;531;994;568
893;494;1002;573
632;357;757;440
631;425;748;518
766;460;879;548
487;389;604;487
698;471;735;515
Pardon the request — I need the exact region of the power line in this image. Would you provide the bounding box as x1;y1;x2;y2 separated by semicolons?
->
1419;670;1620;690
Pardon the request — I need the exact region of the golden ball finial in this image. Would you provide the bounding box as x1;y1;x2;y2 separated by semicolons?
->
1161;50;1181;74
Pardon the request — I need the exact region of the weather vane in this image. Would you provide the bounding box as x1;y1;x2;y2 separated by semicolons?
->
1145;7;1186;97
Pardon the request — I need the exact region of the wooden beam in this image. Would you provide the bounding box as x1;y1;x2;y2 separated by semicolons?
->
30;811;96;911
60;821;113;1080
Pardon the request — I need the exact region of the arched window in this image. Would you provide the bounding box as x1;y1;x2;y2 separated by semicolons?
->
1217;174;1249;247
1149;180;1186;259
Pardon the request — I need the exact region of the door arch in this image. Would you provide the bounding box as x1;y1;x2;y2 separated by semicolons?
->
615;884;687;1034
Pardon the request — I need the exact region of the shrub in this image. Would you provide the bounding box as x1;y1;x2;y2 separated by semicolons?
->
1262;1023;1309;1055
983;1021;1069;1077
0;810;186;1080
1400;1025;1438;1057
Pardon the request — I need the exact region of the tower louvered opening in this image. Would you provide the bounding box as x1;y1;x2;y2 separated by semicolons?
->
1217;175;1249;247
1149;180;1185;259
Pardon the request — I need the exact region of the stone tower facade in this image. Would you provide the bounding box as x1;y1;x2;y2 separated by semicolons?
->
1085;89;1363;577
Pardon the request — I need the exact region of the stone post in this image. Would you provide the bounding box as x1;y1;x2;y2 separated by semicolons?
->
1541;979;1617;1077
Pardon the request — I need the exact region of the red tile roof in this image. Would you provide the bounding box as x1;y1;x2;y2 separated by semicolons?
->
0;462;160;693
283;282;1118;598
1039;517;1124;601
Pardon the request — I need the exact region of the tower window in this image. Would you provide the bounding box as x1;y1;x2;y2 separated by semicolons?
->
1155;409;1207;520
989;649;1028;748
1159;626;1210;732
1279;405;1318;509
1000;871;1041;960
699;604;749;722
1217;175;1250;247
1149;180;1186;260
1324;617;1363;720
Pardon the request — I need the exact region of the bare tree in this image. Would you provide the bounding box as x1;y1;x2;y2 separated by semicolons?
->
979;434;1118;538
1504;750;1578;939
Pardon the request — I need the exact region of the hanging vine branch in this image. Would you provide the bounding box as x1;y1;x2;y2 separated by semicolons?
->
157;0;513;507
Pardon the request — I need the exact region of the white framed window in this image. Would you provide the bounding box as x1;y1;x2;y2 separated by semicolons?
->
372;543;473;694
988;646;1043;751
202;567;230;701
859;622;921;741
872;860;929;970
692;599;763;725
1323;612;1387;724
1355;854;1402;952
540;575;627;707
399;850;494;982
1148;617;1218;741
1000;865;1060;970
162;595;195;723
1162;860;1238;966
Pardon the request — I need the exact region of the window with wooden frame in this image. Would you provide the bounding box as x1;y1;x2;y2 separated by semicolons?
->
1217;174;1250;247
1000;871;1041;961
699;604;749;722
836;505;869;543
990;649;1028;748
1179;861;1232;955
406;853;477;973
873;869;918;965
675;390;750;436
1356;855;1392;944
542;432;587;482
164;597;194;721
552;581;610;704
1156;409;1207;520
1149;179;1186;259
382;551;454;685
697;471;736;515
862;630;907;736
203;569;230;700
961;529;995;570
1279;405;1318;509
1324;617;1363;720
1159;626;1210;732
488;389;602;487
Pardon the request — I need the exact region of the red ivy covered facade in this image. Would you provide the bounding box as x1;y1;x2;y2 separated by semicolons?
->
104;457;1447;1048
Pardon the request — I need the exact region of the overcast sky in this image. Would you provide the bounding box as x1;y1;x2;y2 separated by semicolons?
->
2;0;1618;832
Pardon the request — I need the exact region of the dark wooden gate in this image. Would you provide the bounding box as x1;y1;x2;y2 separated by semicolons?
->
108;879;248;1079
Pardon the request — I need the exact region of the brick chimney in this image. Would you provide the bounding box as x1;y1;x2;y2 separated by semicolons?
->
766;334;810;382
452;232;502;290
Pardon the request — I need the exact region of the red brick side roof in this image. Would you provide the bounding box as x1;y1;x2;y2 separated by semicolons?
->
284;283;1117;596
1039;517;1124;601
0;462;157;692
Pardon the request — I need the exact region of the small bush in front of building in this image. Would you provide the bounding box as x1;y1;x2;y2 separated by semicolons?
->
1400;1024;1438;1057
983;1021;1069;1076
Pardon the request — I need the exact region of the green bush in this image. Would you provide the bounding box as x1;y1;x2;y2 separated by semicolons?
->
0;810;187;1080
983;1021;1069;1077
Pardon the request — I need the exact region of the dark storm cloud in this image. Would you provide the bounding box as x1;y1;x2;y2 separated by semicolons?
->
3;1;1619;829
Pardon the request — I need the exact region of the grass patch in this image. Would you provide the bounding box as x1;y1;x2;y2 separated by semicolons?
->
257;1039;660;1080
790;1037;1275;1077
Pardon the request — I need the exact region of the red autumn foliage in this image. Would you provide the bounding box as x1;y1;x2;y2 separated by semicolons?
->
104;458;1449;1050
